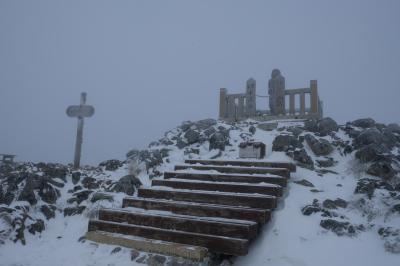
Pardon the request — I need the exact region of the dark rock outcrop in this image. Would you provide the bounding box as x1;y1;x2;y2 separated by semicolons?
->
305;134;333;156
112;175;142;196
272;135;303;152
99;159;123;171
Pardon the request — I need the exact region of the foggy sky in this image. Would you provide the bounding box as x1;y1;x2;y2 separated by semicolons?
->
1;0;399;165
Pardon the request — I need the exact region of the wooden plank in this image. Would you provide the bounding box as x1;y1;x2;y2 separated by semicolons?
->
152;179;282;197
184;159;296;172
98;208;257;240
164;171;287;187
88;220;249;255
137;188;277;209
174;164;290;178
122;197;270;224
85;231;208;261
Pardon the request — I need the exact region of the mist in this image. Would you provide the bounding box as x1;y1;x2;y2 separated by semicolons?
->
1;0;399;165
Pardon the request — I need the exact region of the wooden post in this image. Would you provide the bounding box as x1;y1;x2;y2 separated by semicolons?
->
310;80;318;114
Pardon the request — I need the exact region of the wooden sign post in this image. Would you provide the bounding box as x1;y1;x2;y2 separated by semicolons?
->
66;92;95;169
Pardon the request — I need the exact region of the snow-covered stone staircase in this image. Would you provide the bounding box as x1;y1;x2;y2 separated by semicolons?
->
86;159;295;260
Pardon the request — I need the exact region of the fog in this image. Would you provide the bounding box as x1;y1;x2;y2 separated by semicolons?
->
0;0;399;165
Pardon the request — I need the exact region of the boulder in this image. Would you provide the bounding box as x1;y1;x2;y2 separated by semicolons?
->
320;219;362;236
90;192;114;203
355;144;390;163
28;219;45;235
81;176;99;189
294;179;314;187
99;159;123;171
352;118;376;128
316;158;336;168
287;148;314;170
305;134;333;156
209;132;228;151
317;117;339;136
64;206;86;216
184;129;200;144
40;205;56;220
112;175;142;196
272;135;302;152
180;121;194;132
204;127;217;137
258;122;278;131
322;198;348;209
367;161;396;180
71;172;81;185
73;190;93;204
354;128;384;148
176;138;188;149
387;123;400;134
249;125;256;134
194;119;217;130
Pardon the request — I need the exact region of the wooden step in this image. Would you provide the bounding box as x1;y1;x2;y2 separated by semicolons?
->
164;171;287;187
174;164;290;178
122;197;270;224
137;188;277;209
98;208;257;240
185;159;296;172
152;179;283;197
88;219;249;255
85;230;208;261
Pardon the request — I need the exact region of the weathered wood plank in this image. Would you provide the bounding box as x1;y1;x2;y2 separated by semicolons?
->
152;179;282;197
137;188;277;209
164;171;287;187
174;164;290;178
98;208;257;239
88;220;249;255
184;159;296;172
122;197;270;224
85;231;208;261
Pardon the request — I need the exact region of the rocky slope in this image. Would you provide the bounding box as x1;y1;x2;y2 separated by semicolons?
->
0;117;399;266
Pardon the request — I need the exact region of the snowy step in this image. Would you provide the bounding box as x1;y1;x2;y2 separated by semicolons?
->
98;208;258;239
164;171;287;187
88;219;249;255
185;159;296;172
122;197;270;224
137;188;277;209
174;164;290;178
85;230;208;261
152;179;283;197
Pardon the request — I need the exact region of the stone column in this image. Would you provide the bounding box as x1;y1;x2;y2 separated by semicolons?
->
219;88;227;119
246;78;256;117
227;96;236;120
310;80;318;114
300;92;306;114
238;96;245;118
289;93;295;115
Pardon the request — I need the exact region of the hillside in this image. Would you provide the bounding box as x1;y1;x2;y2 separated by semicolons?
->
0;117;399;266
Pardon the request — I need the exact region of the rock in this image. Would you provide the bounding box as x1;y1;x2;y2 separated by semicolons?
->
294;179;314;187
194;119;217;130
37;163;68;181
90;192;114;203
302;205;322;216
73;190;93;204
99;159;123;171
320;219;360;236
387;123;400;134
354;128;383;148
184;129;200;144
176;138;188;149
367;161;396;180
130;249;140;261
209;132;228;151
71;172;81;185
258;122;278;131
272;135;302;152
63;206;86;216
138;150;164;170
249;125;256;134
352;118;376;128
316;158;336;167
111;247;122;254
28;219;45;235
147;254;166;266
354;178;380;199
112;175;142;196
382;129;398;148
38;181;59;204
287;148;314;170
323;198;348;209
81;176;99;189
355;144;390;163
304;119;318;132
317;117;339;136
287;126;303;137
378;227;400;254
180;121;193;132
40;205;56;220
391;204;400;214
305;134;333;156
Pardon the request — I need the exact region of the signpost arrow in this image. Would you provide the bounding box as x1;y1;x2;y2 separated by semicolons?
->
66;92;95;169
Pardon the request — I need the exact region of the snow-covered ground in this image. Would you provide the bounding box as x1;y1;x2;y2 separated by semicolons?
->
0;118;399;266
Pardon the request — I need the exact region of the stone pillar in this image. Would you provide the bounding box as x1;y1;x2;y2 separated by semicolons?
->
238;96;245;118
300;92;306;114
219;88;227;119
227;96;236;120
289;93;295;115
310;80;318;114
246;78;256;117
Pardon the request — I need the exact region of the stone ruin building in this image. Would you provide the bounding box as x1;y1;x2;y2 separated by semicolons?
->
219;69;323;121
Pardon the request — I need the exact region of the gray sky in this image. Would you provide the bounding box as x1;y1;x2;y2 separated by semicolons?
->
1;0;399;165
